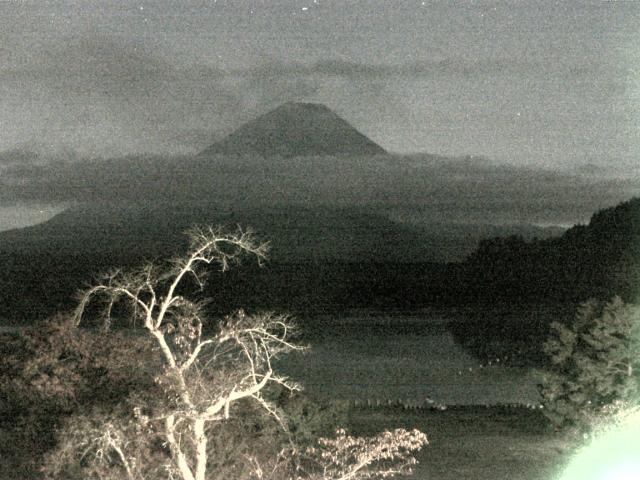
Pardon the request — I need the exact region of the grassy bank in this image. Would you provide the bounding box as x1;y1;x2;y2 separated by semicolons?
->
347;406;577;480
0;404;579;480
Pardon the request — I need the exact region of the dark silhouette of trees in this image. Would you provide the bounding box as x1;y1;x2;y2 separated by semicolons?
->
10;227;427;480
464;197;640;304
538;297;640;432
451;197;640;365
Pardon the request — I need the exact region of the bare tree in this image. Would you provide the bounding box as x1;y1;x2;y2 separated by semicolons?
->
46;226;426;480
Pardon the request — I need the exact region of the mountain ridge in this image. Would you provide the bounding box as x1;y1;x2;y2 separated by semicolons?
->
199;102;386;158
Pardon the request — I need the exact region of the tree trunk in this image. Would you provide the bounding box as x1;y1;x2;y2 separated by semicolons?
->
165;415;196;480
194;418;208;480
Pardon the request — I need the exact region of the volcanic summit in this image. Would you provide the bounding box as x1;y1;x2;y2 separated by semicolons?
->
200;102;386;158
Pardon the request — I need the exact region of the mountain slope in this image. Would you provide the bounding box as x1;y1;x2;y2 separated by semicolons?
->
200;102;386;157
465;196;640;303
448;196;640;367
0;202;433;262
0;202;438;322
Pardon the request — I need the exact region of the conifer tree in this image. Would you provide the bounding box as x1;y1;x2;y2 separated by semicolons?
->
538;297;640;431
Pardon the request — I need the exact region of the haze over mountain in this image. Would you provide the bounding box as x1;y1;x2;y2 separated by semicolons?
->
200;102;386;158
1;93;639;251
0;99;638;324
2;3;637;170
0;101;586;265
2;100;638;235
3;148;638;232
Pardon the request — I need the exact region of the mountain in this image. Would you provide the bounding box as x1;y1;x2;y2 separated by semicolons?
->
199;102;386;158
0;197;569;322
0;202;440;321
0;202;433;263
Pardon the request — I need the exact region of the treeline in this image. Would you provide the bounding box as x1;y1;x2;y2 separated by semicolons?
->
1;197;637;367
449;197;640;365
463;197;640;304
0;254;455;323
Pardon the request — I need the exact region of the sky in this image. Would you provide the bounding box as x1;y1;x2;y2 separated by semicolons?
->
0;0;638;166
0;0;639;231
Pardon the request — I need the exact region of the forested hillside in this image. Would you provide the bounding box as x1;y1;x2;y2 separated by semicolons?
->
464;196;640;304
449;196;640;365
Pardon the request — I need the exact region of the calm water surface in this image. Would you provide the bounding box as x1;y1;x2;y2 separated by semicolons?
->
276;314;541;406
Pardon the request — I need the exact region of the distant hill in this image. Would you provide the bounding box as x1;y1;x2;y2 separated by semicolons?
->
0;202;435;321
0;200;566;264
1;203;418;261
464;196;640;303
447;196;640;367
0;198;569;322
199;102;386;158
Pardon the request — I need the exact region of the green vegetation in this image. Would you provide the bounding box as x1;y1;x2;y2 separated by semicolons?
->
2;193;639;477
465;197;640;305
451;197;640;366
0;315;156;479
537;297;640;432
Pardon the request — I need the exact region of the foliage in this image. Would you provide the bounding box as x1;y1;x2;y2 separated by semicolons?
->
302;428;427;480
465;197;640;304
537;297;640;431
278;392;351;447
448;197;640;367
0;314;155;478
38;226;426;480
7;314;155;407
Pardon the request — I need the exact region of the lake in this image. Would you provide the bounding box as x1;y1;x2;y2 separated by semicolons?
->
276;313;541;407
1;312;542;407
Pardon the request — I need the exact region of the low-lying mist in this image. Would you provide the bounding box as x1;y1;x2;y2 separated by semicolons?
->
1;150;638;230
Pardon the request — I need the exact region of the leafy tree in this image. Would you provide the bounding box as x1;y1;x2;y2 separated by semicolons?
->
0;314;156;478
538;297;640;431
41;227;426;480
301;428;427;480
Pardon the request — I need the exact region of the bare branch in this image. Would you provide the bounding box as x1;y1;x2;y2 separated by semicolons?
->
56;225;426;480
153;227;267;329
202;368;274;420
179;339;216;373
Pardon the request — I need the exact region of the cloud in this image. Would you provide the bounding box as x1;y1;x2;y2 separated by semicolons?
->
0;30;631;162
238;57;555;80
0;149;40;167
1;152;638;227
0;37;320;156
